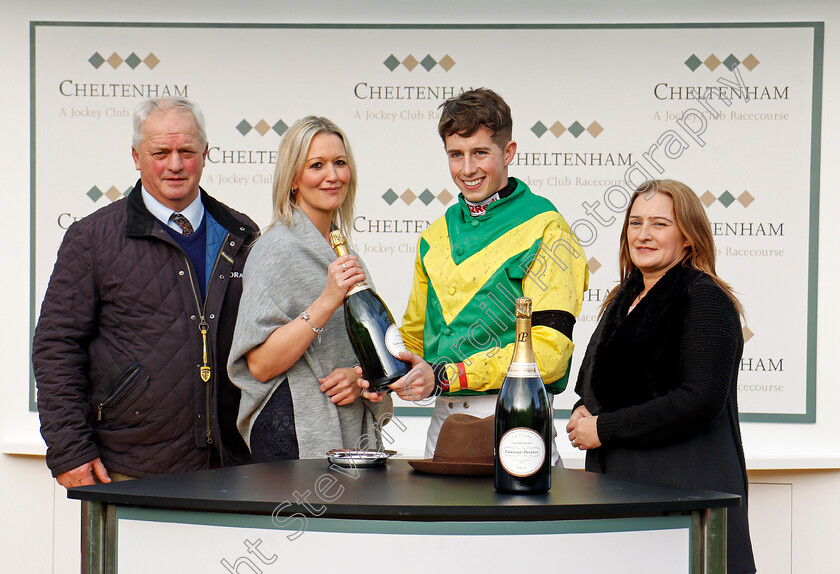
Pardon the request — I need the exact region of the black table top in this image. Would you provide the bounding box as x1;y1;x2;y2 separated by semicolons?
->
69;460;739;522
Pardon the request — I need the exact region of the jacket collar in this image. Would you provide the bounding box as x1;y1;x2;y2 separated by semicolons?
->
125;179;257;241
581;263;704;412
600;263;702;340
456;177;523;221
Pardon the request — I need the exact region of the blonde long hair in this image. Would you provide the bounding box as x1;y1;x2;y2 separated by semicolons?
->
268;116;357;237
601;179;743;316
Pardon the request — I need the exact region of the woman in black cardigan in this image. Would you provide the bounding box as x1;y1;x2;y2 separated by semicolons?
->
566;179;756;574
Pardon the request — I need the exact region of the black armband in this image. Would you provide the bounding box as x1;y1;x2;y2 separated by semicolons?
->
532;310;575;340
430;362;450;393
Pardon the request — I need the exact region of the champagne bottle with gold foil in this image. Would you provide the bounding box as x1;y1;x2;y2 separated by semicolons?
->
495;297;552;493
329;230;411;392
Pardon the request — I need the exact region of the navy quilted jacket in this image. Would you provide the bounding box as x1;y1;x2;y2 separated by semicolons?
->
33;180;259;478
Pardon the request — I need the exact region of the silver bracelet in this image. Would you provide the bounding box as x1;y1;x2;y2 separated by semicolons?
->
300;311;324;343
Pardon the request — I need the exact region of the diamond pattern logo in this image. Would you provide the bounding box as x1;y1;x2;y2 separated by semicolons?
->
88;52;105;69
124;53;142;69
418;189;436;205
685;53;759;72
235;119;290;137
106;52;124;69
703;54;721;71
402;55;419;71
87;186;103;202
530;121;548;138
438;55;456;71
420;55;437;71
236;120;252;136
737;191;755;207
567;121;585;138
586;121;604;138
383;55;400;71
684;54;702;71
741;53;760;71
382;189;399;205
699;190;755;209
272;120;288;137
253;120;271;136
532;120;603;138
717;190;736;207
722;54;740;71
400;189;417;204
104;186;123;202
437;189;454;205
144;53;160;69
85;185;133;204
383;54;455;72
587;257;602;274
88;51;160;70
381;188;454;206
549;121;566;138
742;326;754;343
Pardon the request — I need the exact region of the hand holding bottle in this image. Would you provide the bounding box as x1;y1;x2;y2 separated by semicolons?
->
323;255;366;309
320;367;363;406
357;371;389;402
356;351;436;402
244;254;365;383
329;230;412;392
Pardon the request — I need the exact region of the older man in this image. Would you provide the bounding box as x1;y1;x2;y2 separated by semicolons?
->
33;97;258;487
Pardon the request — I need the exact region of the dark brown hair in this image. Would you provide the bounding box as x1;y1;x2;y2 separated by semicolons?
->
437;88;512;147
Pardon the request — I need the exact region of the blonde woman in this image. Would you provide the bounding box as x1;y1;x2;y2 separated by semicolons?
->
228;116;391;462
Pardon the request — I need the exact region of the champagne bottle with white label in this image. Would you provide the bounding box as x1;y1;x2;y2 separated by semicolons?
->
495;297;552;493
329;230;411;392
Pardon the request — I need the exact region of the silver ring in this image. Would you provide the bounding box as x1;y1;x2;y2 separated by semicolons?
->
342;263;348;271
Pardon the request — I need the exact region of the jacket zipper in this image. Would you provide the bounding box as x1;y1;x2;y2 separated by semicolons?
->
183;233;231;446
97;363;142;421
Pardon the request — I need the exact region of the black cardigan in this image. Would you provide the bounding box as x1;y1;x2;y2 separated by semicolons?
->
575;264;755;574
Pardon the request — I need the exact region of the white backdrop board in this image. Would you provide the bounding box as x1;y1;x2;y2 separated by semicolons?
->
30;22;822;422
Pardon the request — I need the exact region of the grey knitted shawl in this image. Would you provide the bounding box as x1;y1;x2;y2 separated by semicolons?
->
228;209;392;458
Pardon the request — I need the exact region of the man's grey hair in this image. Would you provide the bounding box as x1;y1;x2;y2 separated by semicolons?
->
132;97;207;150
